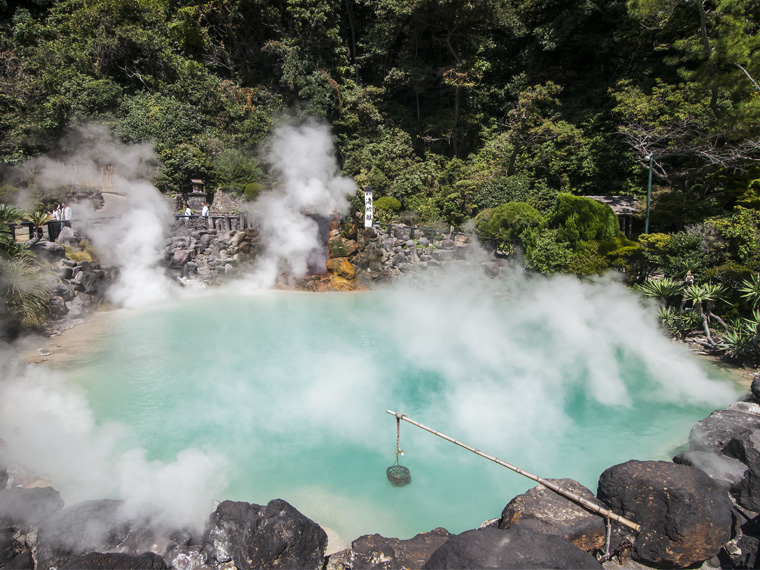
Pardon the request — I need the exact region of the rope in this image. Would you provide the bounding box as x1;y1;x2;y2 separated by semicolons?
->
395;413;404;463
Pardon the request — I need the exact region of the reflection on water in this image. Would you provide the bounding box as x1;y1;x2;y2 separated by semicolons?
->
66;287;738;541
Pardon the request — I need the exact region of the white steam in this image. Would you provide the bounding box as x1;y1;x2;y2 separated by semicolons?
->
22;124;180;308
0;359;227;529
242;119;354;288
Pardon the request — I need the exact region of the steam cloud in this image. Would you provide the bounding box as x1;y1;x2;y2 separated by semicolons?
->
0;118;742;543
19;124;180;308
241;118;355;288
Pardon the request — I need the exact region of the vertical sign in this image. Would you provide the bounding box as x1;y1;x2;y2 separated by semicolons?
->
364;187;373;228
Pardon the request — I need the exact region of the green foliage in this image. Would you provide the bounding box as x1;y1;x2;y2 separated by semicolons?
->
474;202;543;249
472;173;558;214
243;183;265;201
546;194;622;250
739;274;760;310
706;207;760;270
523;228;575;275
373;196;401;222
0;254;51;331
212;149;263;194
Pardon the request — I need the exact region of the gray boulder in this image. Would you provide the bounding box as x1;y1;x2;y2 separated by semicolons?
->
332;528;451;570
0;487;64;526
689;409;760;454
597;460;732;568
59;552;168;569
55;226;82;248
725;430;760;510
202;499;327;570
421;526;602;569
499;479;606;553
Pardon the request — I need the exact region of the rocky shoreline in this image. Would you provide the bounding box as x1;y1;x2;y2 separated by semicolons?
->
5;219;760;569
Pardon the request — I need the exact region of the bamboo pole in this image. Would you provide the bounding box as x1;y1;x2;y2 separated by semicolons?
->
386;410;641;533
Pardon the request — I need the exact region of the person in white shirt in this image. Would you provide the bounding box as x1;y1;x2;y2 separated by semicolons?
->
201;202;209;218
62;203;72;221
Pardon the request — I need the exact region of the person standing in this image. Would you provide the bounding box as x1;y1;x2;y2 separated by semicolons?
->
62;202;72;221
201;202;209;218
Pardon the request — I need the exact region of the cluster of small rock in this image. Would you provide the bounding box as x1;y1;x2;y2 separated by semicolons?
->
317;220;505;289
30;227;114;335
165;219;260;284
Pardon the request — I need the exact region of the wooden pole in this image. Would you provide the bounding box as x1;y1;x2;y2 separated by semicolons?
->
386;410;641;533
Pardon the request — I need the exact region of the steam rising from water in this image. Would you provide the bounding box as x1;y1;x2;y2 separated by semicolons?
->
0;120;741;540
242;119;354;287
19;124;178;308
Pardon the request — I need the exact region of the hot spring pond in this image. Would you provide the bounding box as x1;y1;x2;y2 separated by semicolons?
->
64;284;739;542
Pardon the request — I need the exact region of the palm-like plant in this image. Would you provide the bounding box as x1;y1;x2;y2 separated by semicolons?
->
682;282;729;348
26;210;53;239
0;204;25;256
636;277;683;308
0;254;51;330
739;274;760;310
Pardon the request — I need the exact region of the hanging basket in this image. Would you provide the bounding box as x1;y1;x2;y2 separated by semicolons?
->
386;464;412;487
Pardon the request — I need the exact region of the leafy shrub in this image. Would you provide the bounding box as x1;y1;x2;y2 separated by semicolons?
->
474;202;544;248
523;228;574;275
374;196;401;222
244;183;265;201
473;174;558;214
546;194;621;250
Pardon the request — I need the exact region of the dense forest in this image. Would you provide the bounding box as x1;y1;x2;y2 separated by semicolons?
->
1;0;760;359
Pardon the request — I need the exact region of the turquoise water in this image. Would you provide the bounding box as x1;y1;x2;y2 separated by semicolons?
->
66;284;739;542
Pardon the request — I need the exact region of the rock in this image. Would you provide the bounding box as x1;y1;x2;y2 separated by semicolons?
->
728;401;760;416
0;487;64;526
327;258;356;280
690;409;760;454
335;528;451;570
725;430;760;510
35;499;187;569
673;450;747;492
431;249;454;262
164;545;205;570
422;526;602;569
0;527;15;565
202;499;327;570
597;460;732;567
171;249;192;267
440;239;455;249
364;227;377;239
499;479;606;552
482;261;500;278
752;375;760;402
59;552;168;569
73;270;100;294
48;295;69;319
329;236;359;258
55;226;82;248
31;240;66;261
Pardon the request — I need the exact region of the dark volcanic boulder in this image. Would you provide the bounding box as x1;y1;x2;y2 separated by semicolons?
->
597;460;732;568
335;528;451;570
498;479;606;553
203;499;327;570
689;409;760;454
60;552;168;569
0;487;64;526
725;430;760;510
37;500;132;569
421;526;602;569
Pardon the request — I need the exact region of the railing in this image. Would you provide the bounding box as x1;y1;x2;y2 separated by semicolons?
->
174;212;251;232
8;220;72;242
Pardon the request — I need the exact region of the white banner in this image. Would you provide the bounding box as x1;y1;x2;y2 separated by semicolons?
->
364;188;373;228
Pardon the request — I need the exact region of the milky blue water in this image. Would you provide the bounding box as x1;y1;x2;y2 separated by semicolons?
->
65;285;739;543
